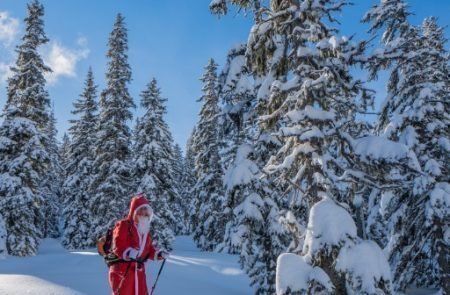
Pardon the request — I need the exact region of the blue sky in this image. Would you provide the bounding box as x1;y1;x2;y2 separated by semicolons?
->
0;0;449;149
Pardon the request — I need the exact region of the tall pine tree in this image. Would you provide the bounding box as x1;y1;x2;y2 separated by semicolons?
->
41;107;62;238
132;78;176;250
191;59;225;251
62;68;98;249
184;128;198;234
0;0;51;256
59;133;70;176
210;3;294;293
171;143;187;234
364;2;450;292
89;14;135;239
210;1;391;293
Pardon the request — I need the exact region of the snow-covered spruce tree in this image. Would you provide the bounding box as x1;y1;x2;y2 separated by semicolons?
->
364;3;450;292
359;0;412;248
40;108;62;238
222;143;289;294
58;132;71;208
59;133;71;177
212;29;289;294
217;44;254;174
216;44;256;255
183;128;197;234
211;1;394;293
61;68;98;249
220;101;289;294
210;2;297;293
89;14;135;239
259;0;374;217
191;59;225;251
132;78;176;251
171;143;187;234
219;144;260;255
0;0;51;256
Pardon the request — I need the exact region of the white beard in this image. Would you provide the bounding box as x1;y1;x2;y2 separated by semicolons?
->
137;216;151;235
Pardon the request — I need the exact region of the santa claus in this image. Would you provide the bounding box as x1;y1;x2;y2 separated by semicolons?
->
109;194;169;295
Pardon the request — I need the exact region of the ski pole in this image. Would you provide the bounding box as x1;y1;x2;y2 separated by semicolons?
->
150;259;166;295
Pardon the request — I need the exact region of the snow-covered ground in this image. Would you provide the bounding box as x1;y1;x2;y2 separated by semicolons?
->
0;236;252;295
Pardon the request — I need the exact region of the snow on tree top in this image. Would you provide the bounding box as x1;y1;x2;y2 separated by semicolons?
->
303;198;357;260
336;240;392;294
276;253;333;294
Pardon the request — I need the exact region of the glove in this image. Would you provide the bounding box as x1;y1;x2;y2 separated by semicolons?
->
157;250;170;260
127;248;139;260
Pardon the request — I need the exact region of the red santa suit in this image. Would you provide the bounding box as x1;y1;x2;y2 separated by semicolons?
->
109;195;163;295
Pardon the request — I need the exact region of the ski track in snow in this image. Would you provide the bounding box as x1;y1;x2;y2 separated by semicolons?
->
0;236;252;295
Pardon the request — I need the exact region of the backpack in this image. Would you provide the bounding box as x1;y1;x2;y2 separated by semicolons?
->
96;220;132;267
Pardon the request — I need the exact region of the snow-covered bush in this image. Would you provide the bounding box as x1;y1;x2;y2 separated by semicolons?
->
276;198;392;295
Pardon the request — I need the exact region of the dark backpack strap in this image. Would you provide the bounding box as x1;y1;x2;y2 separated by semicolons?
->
104;253;124;267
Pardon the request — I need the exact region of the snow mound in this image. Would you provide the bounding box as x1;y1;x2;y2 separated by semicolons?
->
336;240;391;294
276;253;333;294
303;198;357;258
0;275;83;295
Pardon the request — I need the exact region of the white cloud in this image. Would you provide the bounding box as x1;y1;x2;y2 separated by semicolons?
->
0;11;89;86
0;11;19;84
0;11;19;47
44;39;90;84
76;35;87;47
